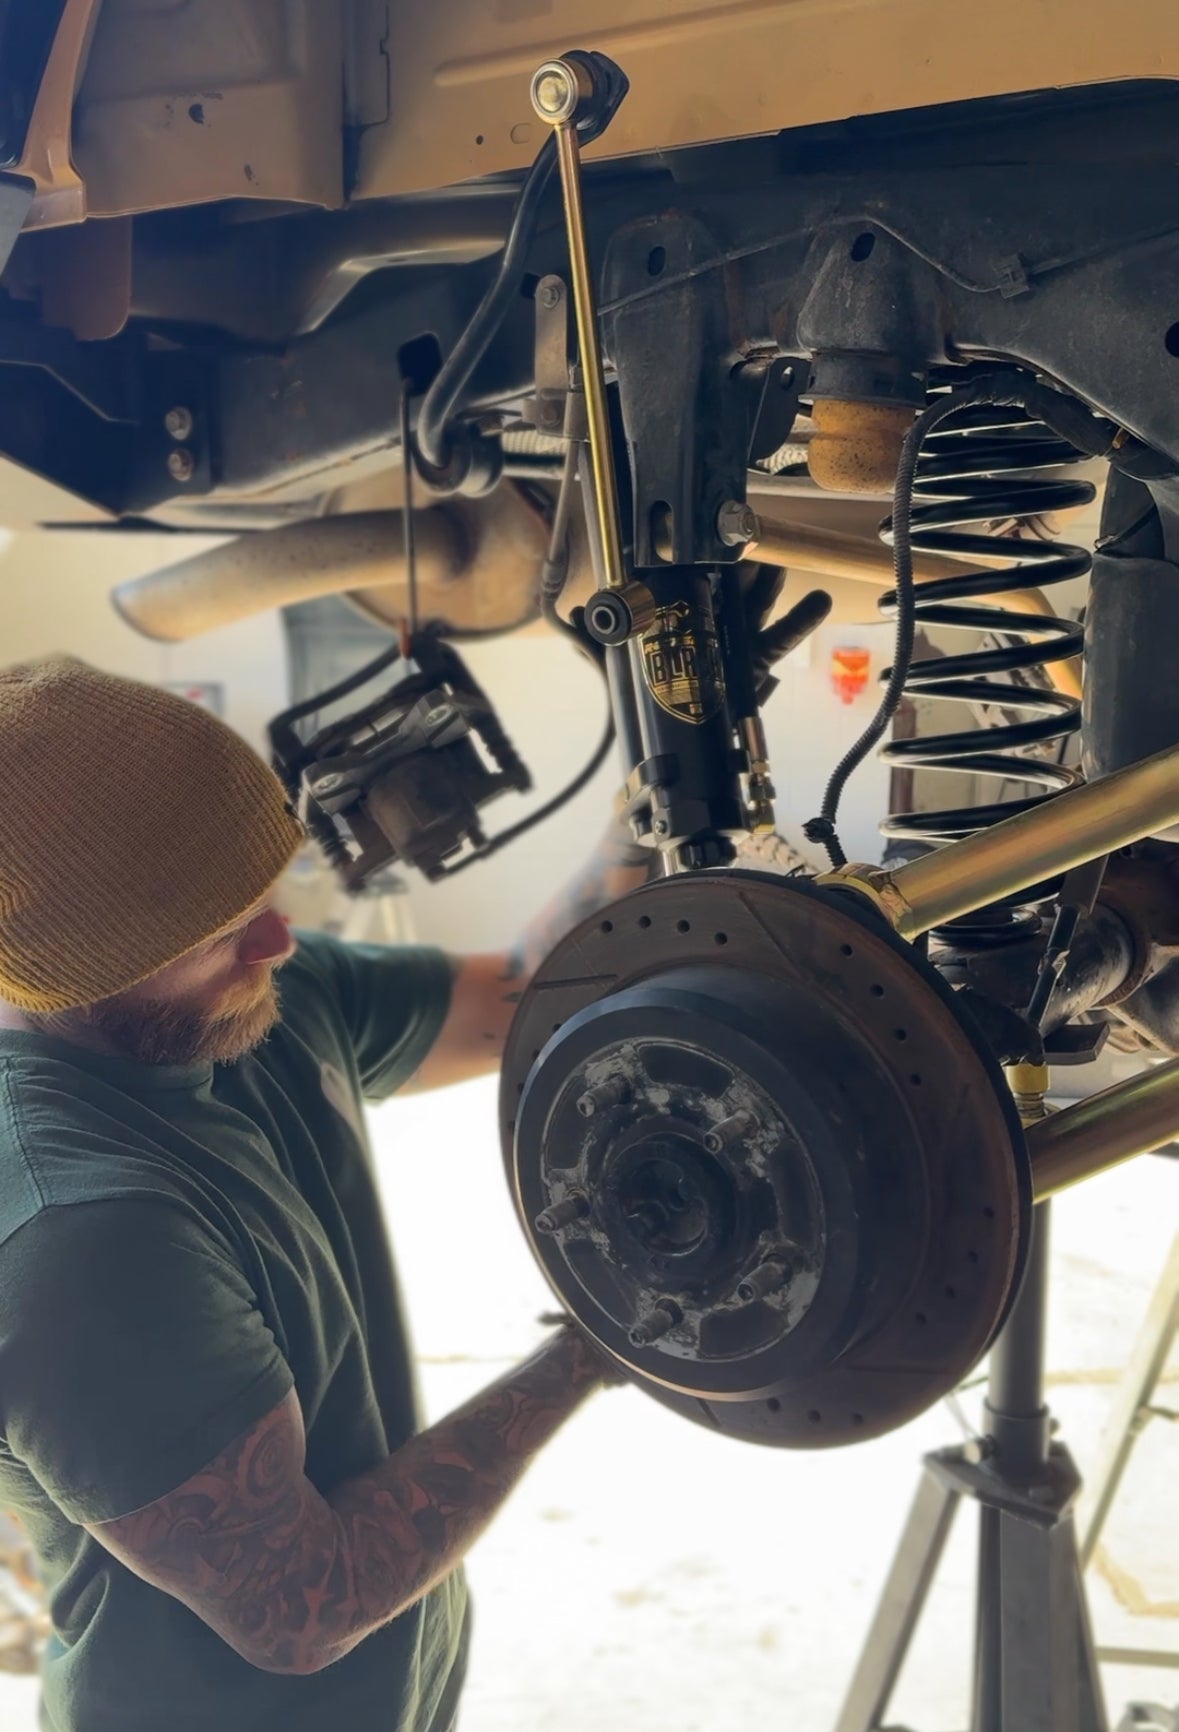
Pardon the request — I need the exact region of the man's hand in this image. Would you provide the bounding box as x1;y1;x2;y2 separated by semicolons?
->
89;1326;617;1677
412;814;654;1092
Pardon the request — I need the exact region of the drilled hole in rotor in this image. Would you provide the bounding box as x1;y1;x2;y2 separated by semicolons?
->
600;920;614;933
840;943;854;957
1166;321;1179;357
852;1412;865;1427
807;1409;822;1424
766;1398;781;1413
870;984;884;998
638;915;652;929
647;245;667;276
850;232;876;262
915;1312;928;1326
910;1074;923;1087
676;920;691;934
894;1028;908;1041
714;932;728;946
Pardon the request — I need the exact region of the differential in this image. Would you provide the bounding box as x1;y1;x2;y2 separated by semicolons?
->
500;873;1031;1447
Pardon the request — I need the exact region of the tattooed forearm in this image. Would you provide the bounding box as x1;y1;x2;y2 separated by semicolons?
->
93;1328;608;1676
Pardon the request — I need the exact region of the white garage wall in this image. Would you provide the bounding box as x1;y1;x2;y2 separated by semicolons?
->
0;530;286;755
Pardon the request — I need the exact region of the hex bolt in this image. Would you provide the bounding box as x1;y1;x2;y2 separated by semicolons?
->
716;499;758;547
312;772;344;796
539;280;563;309
166;448;196;483
424;704;453;728
703;1111;756;1154
736;1259;790;1304
576;1075;629;1118
652;816;671;838
534;1193;589;1234
629;1301;679;1347
164;405;194;441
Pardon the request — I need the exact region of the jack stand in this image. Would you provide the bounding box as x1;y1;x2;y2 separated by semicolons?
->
834;1204;1110;1732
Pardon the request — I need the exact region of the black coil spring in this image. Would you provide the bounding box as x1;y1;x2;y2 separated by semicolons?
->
879;403;1094;861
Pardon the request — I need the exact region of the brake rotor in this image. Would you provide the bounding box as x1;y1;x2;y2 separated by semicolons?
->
500;872;1031;1447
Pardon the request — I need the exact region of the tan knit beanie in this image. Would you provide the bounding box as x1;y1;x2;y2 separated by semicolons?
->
0;656;303;1012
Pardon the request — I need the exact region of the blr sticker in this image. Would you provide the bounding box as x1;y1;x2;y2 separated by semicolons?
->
641;600;725;724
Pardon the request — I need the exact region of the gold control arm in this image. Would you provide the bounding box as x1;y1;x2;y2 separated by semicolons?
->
1028;1056;1179;1199
530;60;626;593
823;740;1179;939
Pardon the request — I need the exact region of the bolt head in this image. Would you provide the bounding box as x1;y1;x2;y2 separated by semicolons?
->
424;704;453;728
716;499;758;547
313;772;343;795
530;61;579;124
539;281;562;309
164;405;194;441
652;817;670;837
166;447;195;483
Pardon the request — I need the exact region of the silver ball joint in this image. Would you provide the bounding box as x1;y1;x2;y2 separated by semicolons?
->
530;61;582;126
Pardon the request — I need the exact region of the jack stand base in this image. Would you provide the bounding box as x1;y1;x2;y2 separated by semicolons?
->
834;1205;1110;1732
833;1438;1107;1732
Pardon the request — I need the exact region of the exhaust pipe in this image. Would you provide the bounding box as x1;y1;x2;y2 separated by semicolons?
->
112;486;550;643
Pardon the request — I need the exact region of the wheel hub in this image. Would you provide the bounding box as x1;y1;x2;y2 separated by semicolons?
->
501;873;1031;1446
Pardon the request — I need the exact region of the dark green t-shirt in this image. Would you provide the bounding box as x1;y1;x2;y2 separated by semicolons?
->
0;930;468;1732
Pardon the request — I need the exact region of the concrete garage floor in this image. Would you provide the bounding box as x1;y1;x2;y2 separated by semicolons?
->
0;1075;1175;1731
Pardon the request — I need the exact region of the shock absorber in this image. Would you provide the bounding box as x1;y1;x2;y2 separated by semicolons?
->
878;396;1094;915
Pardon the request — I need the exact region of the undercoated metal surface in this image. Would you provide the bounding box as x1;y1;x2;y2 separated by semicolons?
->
501;872;1030;1447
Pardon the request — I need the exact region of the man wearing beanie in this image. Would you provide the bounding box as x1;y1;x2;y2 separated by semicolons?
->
0;656;645;1732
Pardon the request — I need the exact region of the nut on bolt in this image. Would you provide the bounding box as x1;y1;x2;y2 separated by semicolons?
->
716;499;758;547
629;1301;679;1348
167;448;195;483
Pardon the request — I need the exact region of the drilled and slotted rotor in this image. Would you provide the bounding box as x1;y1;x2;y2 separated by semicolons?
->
501;873;1031;1447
